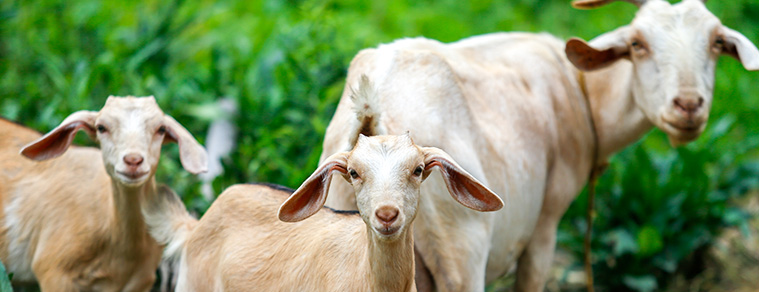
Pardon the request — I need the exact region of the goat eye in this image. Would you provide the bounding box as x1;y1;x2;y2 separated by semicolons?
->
349;169;359;179
96;125;107;133
714;37;725;49
157;126;166;134
413;166;423;176
631;40;641;49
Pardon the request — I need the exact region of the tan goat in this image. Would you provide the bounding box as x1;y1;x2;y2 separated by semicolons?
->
319;0;759;291
142;134;503;292
0;96;207;291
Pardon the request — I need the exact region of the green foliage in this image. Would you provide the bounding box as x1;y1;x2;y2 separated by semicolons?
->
1;0;758;290
0;261;11;292
560;117;759;291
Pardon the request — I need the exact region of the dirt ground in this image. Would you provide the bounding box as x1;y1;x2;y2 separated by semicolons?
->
667;193;759;292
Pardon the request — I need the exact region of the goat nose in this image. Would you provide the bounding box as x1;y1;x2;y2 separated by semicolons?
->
673;97;704;115
123;153;144;167
375;206;399;225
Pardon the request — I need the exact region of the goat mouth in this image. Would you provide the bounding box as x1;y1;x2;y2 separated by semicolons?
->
662;120;704;146
663;119;703;137
667;122;700;132
116;171;149;181
375;225;400;236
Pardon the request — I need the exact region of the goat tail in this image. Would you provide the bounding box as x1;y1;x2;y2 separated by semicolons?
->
348;75;385;147
144;185;198;262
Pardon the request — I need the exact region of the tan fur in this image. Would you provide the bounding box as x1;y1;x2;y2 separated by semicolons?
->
179;185;412;292
150;135;501;292
319;2;758;291
0;96;206;291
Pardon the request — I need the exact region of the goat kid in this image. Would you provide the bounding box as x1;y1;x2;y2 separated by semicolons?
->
0;96;207;291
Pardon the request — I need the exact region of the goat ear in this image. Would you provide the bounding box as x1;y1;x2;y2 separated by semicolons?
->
279;152;349;222
422;147;503;212
571;0;646;9
571;0;616;9
721;26;759;71
566;26;632;71
162;115;208;174
20;110;97;161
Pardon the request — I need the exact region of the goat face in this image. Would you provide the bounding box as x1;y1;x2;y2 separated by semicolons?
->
20;96;208;188
347;135;425;240
566;0;759;145
95;97;168;187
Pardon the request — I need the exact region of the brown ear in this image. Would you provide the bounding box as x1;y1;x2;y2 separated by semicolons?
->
721;26;759;71
278;152;349;222
566;26;632;71
20;111;97;161
571;0;646;9
162;115;208;174
422;147;503;212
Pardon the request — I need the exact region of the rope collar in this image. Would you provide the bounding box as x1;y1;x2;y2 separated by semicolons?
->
577;69;608;292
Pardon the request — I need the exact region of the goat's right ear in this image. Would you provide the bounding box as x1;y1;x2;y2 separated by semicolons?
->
278;152;349;222
422;147;503;212
720;26;759;71
20;110;97;161
566;26;632;71
162;115;209;174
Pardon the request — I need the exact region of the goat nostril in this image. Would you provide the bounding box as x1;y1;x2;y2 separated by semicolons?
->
123;153;144;166
375;207;399;224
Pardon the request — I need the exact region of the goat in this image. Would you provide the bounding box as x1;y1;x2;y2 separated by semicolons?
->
142;134;503;291
0;96;207;291
319;0;759;291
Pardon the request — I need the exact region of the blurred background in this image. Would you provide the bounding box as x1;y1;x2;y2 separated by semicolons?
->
1;0;758;291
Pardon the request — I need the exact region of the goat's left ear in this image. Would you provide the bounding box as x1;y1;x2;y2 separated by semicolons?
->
565;26;632;71
162;115;208;174
720;26;759;71
422;147;503;212
279;152;349;222
20;110;98;161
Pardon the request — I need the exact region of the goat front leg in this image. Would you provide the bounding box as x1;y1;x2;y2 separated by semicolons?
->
514;169;579;292
514;213;559;292
413;174;492;292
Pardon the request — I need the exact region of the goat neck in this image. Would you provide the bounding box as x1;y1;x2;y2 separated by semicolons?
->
580;63;654;160
110;174;158;242
365;224;417;292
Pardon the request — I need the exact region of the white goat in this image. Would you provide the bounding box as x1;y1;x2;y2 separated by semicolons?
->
319;0;759;291
0;96;207;291
142;134;503;292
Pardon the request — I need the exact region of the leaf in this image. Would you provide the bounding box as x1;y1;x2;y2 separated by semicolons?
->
622;274;658;292
0;260;12;292
636;225;663;256
603;229;638;256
